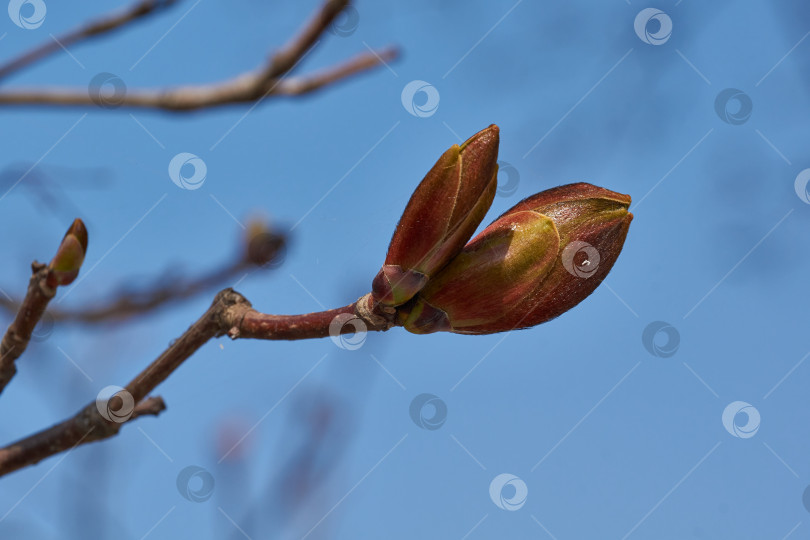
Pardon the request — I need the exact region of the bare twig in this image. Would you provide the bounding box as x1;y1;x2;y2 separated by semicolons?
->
0;219;88;395
0;0;180;81
0;0;398;111
0;289;395;477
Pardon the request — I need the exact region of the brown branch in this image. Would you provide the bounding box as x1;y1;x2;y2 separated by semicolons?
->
0;289;395;477
0;0;398;111
0;219;88;395
0;0;180;81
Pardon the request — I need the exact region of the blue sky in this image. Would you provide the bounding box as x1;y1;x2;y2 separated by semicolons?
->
1;0;810;538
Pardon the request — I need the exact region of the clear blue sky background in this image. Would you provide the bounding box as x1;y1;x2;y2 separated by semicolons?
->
1;1;809;538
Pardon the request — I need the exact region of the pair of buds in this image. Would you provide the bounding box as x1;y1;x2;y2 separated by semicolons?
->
371;125;633;335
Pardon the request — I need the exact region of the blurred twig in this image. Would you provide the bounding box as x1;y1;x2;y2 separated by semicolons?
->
0;222;285;324
0;0;180;81
0;0;398;111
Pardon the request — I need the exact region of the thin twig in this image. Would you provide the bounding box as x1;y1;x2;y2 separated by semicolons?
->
0;0;398;111
0;220;88;395
0;0;180;81
0;290;395;477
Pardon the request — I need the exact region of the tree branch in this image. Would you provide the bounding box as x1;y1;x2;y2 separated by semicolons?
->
0;219;88;395
0;0;180;81
0;0;398;111
0;289;395;477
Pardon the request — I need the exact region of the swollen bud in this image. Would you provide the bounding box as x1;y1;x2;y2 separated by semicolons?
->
399;211;559;334
399;183;633;335
48;218;88;286
372;125;500;306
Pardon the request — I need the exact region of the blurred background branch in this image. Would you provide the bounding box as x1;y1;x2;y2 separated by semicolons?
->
0;0;397;110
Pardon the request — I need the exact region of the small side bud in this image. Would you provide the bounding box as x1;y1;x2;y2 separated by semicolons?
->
48;218;88;287
244;218;286;267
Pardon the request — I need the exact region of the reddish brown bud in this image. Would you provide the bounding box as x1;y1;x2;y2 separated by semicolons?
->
399;211;559;334
372;125;500;306
398;183;633;335
48;218;88;286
